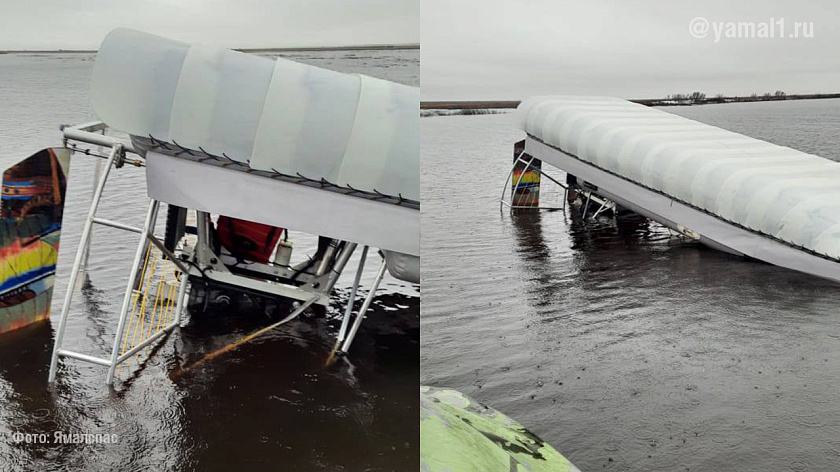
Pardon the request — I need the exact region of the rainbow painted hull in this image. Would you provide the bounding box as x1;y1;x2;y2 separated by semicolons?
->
0;148;70;335
511;139;541;207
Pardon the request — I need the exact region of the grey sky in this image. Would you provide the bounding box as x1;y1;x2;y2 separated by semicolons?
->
423;0;840;100
0;0;418;50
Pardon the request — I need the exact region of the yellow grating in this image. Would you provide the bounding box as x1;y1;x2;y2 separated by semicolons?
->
118;241;181;360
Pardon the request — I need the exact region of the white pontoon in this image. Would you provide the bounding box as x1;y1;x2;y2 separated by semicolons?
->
48;29;419;385
504;96;840;283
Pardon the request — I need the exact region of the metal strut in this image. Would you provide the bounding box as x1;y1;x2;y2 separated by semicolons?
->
337;246;369;345
579;190;615;220
48;145;189;385
336;250;387;354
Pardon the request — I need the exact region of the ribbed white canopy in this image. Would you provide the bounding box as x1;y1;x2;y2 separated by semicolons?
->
517;96;840;259
90;28;419;201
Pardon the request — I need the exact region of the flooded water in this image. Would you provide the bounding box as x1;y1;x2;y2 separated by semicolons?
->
421;100;840;472
0;49;419;471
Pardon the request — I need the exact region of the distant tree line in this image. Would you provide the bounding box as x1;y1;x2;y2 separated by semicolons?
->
666;92;706;103
660;90;789;105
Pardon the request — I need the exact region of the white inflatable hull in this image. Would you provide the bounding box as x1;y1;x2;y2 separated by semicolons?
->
525;136;840;283
91;28;419;201
516;96;840;261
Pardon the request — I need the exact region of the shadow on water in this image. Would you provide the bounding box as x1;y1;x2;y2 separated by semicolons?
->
511;210;551;262
0;321;58;418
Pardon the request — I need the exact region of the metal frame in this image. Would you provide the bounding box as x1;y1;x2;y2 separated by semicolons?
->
183;212;358;307
580;190;616;219
47;143;187;384
521;135;840;283
49;121;391;384
500;150;618;217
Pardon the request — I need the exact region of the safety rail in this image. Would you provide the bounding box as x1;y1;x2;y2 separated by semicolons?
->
47;143;188;384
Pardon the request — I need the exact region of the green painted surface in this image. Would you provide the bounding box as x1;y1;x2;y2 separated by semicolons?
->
420;386;580;472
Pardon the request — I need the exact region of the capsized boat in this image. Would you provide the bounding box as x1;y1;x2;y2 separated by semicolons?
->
506;96;840;283
420;386;581;471
32;28;419;385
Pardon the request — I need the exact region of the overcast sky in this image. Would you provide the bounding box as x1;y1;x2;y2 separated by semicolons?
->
423;0;840;100
0;0;418;50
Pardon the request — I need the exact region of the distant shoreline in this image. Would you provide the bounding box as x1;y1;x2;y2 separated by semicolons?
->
421;93;840;110
0;44;420;54
238;44;419;53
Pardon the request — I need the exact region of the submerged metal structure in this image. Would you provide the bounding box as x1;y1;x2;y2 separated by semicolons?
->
505;96;840;283
46;29;419;385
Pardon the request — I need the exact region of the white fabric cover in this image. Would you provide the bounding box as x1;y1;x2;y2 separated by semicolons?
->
251;59;361;181
169;44;274;163
517;96;840;259
90;28;419;200
89;29;189;141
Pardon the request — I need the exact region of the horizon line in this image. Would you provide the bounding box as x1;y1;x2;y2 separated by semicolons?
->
0;43;420;54
421;93;840;109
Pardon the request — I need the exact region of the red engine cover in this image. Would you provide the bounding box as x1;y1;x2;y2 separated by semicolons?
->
217;216;282;263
